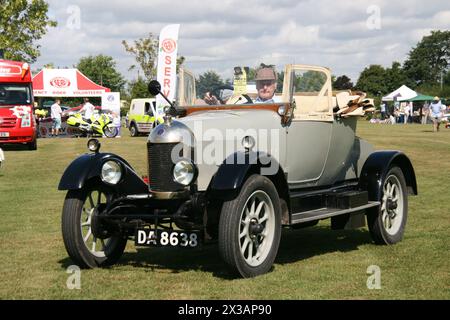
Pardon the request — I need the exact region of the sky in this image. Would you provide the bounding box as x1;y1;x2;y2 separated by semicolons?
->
35;0;450;84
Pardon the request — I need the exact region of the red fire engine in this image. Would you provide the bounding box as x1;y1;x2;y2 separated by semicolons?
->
0;59;37;150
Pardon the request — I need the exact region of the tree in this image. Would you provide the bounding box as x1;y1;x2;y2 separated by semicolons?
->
196;71;224;98
385;61;413;92
0;0;57;62
333;75;354;90
76;55;126;92
123;33;186;81
355;65;388;96
122;34;159;81
128;77;152;100
403;30;450;86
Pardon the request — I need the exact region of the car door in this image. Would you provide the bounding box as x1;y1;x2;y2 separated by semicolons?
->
282;65;333;187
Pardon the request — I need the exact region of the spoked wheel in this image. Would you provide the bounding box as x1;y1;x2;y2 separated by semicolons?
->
62;184;127;268
367;167;408;245
219;175;281;278
103;125;118;138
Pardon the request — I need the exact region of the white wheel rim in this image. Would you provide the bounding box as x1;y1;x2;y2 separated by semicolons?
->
381;174;404;236
80;190;111;257
239;190;275;267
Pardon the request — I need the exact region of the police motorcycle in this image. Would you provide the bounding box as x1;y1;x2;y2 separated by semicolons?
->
66;110;118;138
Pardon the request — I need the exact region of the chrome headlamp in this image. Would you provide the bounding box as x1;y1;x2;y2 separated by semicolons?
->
101;160;122;185
173;159;196;186
87;139;101;153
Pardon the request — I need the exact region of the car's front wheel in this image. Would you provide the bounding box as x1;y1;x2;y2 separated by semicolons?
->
129;123;138;137
61;184;127;268
218;175;282;278
367;166;408;245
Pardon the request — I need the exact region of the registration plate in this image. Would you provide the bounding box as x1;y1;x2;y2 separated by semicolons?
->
0;132;9;137
135;229;201;248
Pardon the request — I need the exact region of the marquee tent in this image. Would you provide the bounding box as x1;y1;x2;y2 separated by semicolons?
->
32;68;110;97
398;94;435;102
382;85;417;102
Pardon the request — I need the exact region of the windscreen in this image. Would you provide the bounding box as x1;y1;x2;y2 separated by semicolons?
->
0;84;32;106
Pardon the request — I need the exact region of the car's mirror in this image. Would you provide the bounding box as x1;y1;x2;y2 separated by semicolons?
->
148;80;161;96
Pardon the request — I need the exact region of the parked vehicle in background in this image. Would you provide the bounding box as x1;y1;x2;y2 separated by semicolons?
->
66;111;117;138
0;59;37;150
127;98;162;136
127;68;197;137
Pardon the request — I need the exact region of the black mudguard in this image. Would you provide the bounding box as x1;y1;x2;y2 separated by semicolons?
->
58;152;148;195
208;151;288;200
359;150;417;201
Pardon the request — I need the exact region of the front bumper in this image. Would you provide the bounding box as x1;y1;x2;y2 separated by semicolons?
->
0;127;36;144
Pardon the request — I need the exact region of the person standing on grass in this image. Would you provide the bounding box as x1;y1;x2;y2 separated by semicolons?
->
422;101;430;124
380;101;387;119
429;97;443;132
80;98;95;123
50;99;63;137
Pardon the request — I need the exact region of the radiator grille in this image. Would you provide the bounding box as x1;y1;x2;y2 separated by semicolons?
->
0;117;17;128
147;142;184;192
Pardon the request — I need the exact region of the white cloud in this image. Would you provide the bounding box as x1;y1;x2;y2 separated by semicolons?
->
34;0;450;84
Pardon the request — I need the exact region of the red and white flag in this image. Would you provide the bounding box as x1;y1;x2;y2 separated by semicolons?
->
156;24;180;117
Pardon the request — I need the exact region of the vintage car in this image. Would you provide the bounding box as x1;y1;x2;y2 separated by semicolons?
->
59;64;417;278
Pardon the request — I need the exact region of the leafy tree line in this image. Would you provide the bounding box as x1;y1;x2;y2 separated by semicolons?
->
355;30;450;98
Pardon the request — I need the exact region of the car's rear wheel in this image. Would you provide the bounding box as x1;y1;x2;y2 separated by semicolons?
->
367;166;408;245
129;123;138;137
219;175;281;278
61;184;127;268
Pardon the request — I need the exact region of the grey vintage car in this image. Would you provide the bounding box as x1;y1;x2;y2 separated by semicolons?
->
59;64;417;278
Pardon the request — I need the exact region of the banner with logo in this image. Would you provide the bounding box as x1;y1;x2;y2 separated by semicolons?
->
102;92;120;114
33;68;110;97
156;24;180;117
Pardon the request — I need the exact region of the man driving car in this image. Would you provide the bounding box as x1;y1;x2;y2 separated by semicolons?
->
203;66;279;105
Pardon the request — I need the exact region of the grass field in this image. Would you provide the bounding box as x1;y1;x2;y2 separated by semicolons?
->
0;121;449;299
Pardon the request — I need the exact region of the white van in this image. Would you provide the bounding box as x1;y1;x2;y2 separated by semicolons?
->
126;98;158;136
126;68;197;137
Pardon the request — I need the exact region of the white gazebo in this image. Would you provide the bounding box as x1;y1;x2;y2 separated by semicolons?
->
382;85;417;102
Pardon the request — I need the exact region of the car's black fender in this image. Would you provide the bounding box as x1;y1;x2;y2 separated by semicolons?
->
359;150;417;201
58;152;148;195
208;151;289;203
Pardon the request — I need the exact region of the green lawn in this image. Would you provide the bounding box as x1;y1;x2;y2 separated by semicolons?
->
0;121;449;299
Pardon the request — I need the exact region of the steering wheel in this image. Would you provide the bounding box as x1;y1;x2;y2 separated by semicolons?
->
210;85;253;104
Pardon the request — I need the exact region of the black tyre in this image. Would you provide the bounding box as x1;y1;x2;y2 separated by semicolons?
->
367;166;408;245
61;184;127;268
129;123;138;137
103;124;118;138
27;138;37;150
219;174;282;278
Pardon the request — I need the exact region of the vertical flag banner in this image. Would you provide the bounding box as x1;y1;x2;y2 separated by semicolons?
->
156;24;180;117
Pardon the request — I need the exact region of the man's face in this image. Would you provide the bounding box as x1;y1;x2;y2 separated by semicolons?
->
256;80;276;101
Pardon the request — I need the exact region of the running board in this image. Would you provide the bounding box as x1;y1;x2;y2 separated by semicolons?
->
291;201;380;224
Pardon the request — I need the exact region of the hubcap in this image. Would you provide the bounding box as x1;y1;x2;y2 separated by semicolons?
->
381;175;404;235
80;190;112;257
239;190;275;267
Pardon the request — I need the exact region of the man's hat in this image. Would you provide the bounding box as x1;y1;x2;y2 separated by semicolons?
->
255;67;277;81
434;96;440;100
